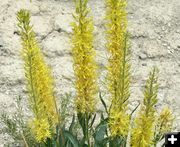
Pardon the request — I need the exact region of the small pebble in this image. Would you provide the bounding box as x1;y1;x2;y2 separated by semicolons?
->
176;30;180;33
162;26;166;31
168;22;171;27
163;43;168;47
138;52;147;60
142;63;147;66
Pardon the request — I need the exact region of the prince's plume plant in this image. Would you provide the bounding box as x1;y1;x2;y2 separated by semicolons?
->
131;68;159;147
106;0;130;141
0;1;175;147
153;106;174;146
71;0;97;114
71;0;98;145
17;9;59;143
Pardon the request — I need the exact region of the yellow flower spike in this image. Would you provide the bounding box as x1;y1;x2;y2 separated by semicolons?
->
131;67;159;147
17;9;59;142
71;0;97;114
31;118;51;143
153;106;174;145
106;0;130;138
109;110;129;137
157;107;173;134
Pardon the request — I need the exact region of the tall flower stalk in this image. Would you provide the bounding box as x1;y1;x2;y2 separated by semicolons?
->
153;107;174;146
106;0;130;141
71;0;97;114
131;67;159;147
71;0;97;145
17;9;59;143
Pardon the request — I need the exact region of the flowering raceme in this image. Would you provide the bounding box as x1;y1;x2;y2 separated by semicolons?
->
17;9;58;142
153;106;174;145
157;107;173;135
109;110;130;137
31;118;51;143
71;0;97;114
131;68;159;147
106;0;128;98
106;0;130;138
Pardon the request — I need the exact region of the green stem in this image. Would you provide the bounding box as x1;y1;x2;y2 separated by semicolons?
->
85;113;90;147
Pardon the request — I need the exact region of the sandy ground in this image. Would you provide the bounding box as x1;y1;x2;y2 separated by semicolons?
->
0;0;180;146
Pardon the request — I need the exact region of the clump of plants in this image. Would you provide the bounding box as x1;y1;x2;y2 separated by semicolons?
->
1;0;174;147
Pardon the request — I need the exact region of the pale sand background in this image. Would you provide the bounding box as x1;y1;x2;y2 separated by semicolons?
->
0;0;180;146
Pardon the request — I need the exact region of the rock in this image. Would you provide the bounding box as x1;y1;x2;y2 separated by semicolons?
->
176;29;180;33
31;15;53;38
42;31;71;57
162;26;166;31
167;46;171;50
142;63;147;66
54;13;73;34
138;52;147;60
0;93;15;112
0;38;3;48
168;22;171;27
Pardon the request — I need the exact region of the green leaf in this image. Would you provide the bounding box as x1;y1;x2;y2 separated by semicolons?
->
109;136;126;147
130;102;140;119
99;92;108;114
58;127;66;147
64;130;80;147
93;118;108;145
69;114;75;132
90;113;96;128
77;113;86;136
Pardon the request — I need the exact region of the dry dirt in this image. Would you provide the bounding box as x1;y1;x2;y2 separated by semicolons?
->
0;0;180;146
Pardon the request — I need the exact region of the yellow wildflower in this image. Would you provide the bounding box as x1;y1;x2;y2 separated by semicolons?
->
17;9;59;142
132;110;155;147
153;107;174;145
106;0;130;137
71;0;97;114
157;107;173;134
109;110;129;137
131;68;159;147
106;0;128;100
31;118;51;143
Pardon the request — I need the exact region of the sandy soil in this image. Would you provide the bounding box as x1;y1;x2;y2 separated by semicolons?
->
0;0;180;146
